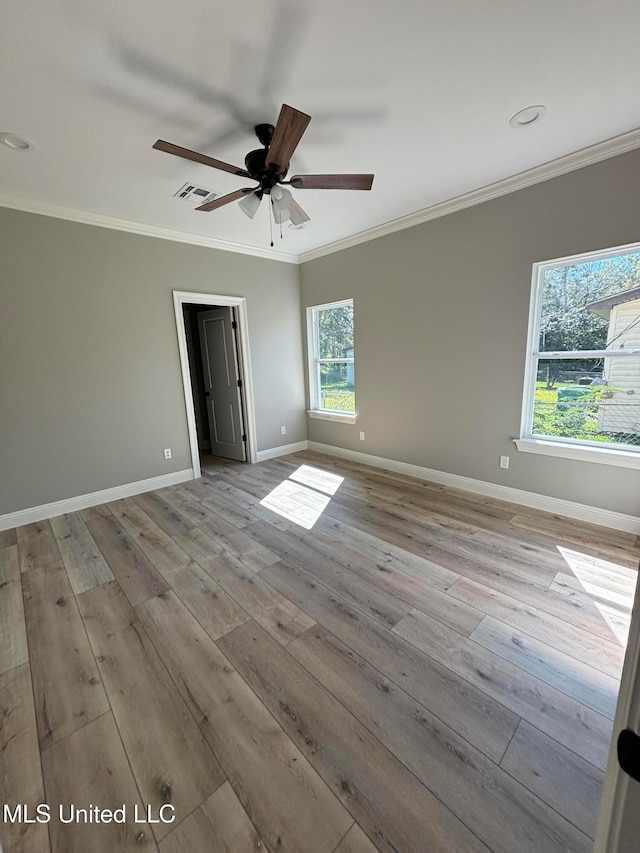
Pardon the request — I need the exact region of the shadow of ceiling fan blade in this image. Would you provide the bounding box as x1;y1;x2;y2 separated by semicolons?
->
189;122;250;154
114;41;243;118
311;106;386;126
92;0;381;165
71;36;199;124
222;41;278;131
258;0;311;103
92;83;203;131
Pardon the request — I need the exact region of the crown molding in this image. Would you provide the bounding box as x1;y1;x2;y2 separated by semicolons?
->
2;126;640;266
299;127;640;263
0;193;299;265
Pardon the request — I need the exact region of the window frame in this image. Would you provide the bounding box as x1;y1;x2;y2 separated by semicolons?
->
306;298;356;423
517;241;640;469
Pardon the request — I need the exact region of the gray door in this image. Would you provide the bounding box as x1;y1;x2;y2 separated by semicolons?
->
198;307;246;461
595;566;640;851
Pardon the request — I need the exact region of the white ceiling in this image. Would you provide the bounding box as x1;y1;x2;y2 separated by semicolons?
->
2;0;640;261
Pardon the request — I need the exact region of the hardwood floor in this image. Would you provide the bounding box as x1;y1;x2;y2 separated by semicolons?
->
1;450;638;853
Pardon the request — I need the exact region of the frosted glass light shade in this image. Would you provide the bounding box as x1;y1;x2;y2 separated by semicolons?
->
238;191;261;219
271;186;292;212
272;205;291;224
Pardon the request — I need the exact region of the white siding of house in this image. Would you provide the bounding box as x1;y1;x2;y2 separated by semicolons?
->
600;298;640;435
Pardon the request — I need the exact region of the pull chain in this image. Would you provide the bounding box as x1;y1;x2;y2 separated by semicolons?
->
269;197;274;247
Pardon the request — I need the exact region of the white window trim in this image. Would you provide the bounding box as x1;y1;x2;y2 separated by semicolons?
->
517;241;640;468
514;438;640;469
307;409;357;423
306;298;357;422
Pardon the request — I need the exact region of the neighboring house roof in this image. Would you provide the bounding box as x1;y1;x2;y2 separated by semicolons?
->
585;286;640;319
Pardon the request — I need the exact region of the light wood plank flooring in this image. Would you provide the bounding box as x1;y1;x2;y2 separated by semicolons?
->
1;451;638;853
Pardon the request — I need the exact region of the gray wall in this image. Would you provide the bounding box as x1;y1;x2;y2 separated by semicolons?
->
300;148;640;516
3;149;640;520
0;209;305;515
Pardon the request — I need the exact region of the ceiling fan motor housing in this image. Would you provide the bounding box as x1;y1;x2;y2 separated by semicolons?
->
245;124;288;193
254;123;274;147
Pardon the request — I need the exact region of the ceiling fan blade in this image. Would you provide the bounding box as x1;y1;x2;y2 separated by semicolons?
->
265;104;311;171
290;174;374;190
196;188;255;212
288;199;311;226
153;140;251;178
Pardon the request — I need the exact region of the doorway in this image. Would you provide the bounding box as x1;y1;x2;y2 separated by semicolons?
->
173;291;258;479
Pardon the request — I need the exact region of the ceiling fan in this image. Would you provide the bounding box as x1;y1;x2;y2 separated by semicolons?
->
153;104;374;234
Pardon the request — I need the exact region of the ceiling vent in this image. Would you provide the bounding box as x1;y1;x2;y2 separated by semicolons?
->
174;182;217;204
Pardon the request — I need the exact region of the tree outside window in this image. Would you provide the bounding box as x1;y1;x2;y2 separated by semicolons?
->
523;247;640;451
308;300;355;414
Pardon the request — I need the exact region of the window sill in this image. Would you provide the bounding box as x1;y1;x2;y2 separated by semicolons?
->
307;410;357;424
514;437;640;470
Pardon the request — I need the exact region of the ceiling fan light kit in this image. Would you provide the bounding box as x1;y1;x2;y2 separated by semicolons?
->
238;190;262;219
272;203;291;226
153;103;374;244
272;185;293;211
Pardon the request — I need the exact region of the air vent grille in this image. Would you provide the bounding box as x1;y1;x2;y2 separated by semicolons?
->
174;182;217;204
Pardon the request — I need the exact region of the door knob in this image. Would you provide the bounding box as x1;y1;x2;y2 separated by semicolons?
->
618;729;640;784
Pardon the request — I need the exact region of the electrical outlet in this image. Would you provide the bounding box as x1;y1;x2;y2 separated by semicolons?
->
499;455;509;469
359;431;365;441
164;448;172;460
280;425;287;435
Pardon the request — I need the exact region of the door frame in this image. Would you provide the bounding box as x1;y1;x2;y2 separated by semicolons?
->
594;570;640;850
173;290;258;477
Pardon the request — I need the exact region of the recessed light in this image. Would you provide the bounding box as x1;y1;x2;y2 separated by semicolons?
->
0;132;35;151
509;105;547;129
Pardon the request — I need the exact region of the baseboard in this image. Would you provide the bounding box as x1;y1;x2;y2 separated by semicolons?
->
0;469;194;532
6;445;636;535
308;442;640;534
256;441;309;462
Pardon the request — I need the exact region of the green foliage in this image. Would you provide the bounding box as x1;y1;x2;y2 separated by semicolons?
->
320;382;355;413
541;254;640;350
539;253;640;386
320;363;353;388
533;403;591;439
533;383;629;445
318;304;354;359
317;304;355;413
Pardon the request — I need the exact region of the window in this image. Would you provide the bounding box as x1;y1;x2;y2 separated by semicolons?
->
517;243;640;466
307;299;355;421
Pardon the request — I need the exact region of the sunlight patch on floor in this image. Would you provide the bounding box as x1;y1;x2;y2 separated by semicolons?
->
259;465;344;529
557;546;637;646
288;464;344;496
